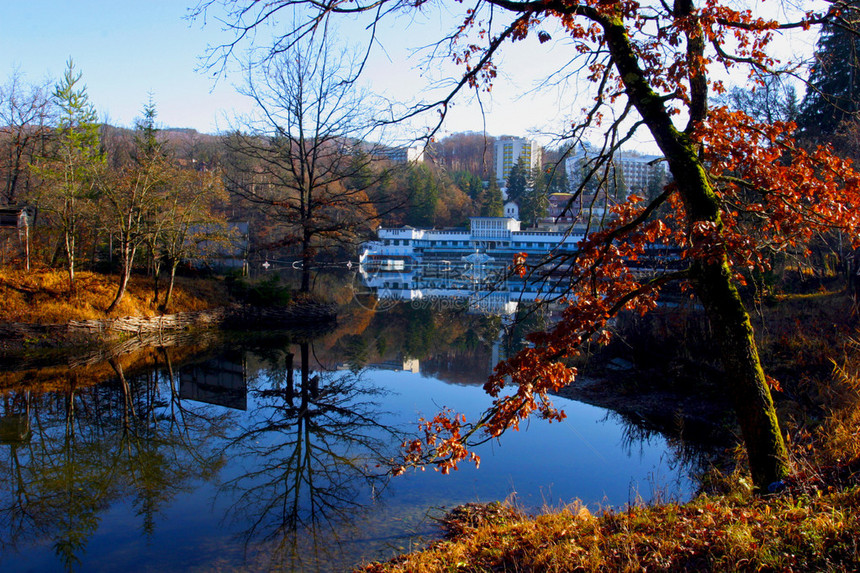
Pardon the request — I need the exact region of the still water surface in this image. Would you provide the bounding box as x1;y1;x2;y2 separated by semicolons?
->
0;303;699;572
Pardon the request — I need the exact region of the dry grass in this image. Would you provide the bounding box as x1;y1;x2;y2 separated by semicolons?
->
359;487;860;572
0;268;231;323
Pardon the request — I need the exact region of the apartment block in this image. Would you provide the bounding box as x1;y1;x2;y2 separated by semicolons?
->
494;136;541;187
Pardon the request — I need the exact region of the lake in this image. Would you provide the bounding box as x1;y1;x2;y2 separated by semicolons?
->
0;299;706;572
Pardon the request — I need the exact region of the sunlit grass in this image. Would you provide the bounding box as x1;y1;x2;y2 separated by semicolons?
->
0;268;231;323
358;487;860;572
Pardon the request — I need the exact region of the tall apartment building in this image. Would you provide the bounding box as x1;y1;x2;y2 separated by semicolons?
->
494;136;541;187
530;144;667;233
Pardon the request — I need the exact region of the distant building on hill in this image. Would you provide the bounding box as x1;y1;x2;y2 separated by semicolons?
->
378;145;424;164
539;143;666;233
494;136;541;187
565;142;665;195
188;221;250;273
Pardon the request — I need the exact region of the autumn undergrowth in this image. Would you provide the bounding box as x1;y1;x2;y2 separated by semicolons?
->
358;485;859;572
0;267;231;323
358;292;860;572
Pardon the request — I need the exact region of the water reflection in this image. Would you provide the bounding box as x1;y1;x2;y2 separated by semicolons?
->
0;298;713;572
219;338;399;571
0;349;230;571
357;257;569;316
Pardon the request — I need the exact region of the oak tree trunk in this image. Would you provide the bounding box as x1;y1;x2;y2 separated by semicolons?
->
601;10;790;492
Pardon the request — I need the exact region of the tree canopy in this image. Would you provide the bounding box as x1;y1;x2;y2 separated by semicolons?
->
797;1;860;144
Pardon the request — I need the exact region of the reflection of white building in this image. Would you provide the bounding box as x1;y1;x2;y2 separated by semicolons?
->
180;358;248;410
368;357;421;373
359;216;582;315
357;263;539;316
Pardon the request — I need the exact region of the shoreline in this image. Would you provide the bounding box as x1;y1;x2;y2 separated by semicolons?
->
0;300;337;347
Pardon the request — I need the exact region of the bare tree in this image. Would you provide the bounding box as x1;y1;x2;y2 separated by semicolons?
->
97;101;172;312
224;34;391;293
0;71;54;206
154;167;230;311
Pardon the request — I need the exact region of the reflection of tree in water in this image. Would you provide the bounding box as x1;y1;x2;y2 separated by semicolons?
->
222;338;400;571
503;305;551;357
608;408;730;495
0;348;230;571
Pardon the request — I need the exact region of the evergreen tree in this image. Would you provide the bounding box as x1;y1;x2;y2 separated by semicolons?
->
520;165;549;227
480;178;503;217
504;157;528;203
133;95;166;162
452;170;483;202
797;3;860;143
544;161;570;195
406;163;439;227
35;60;103;293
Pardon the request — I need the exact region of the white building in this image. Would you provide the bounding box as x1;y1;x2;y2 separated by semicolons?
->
494;136;541;187
565;143;665;194
378;145;425;164
360;217;582;267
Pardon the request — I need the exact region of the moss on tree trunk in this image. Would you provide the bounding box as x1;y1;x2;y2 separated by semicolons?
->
692;259;789;490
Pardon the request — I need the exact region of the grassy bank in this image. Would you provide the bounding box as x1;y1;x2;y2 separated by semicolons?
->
360;387;860;572
0;268;231;323
360;485;859;572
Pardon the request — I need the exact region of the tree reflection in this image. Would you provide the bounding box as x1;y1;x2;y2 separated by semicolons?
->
608;406;731;497
221;338;400;571
0;348;231;571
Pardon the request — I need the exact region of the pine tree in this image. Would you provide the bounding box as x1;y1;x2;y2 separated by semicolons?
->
133;95;166;162
504;157;528;204
480;178;503;217
797;3;860;144
35;60;103;293
520;165;549;227
406;163;439;227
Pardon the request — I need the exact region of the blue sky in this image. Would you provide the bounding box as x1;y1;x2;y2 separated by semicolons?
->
1;1;256;132
1;1;822;146
0;0;591;140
